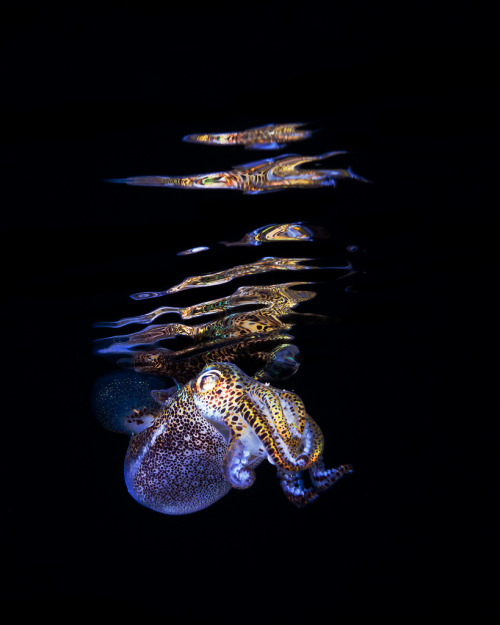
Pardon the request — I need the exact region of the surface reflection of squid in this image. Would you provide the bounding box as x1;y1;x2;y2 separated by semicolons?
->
110;151;367;195
182;122;313;150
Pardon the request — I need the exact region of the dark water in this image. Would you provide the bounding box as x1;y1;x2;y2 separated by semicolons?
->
2;2;496;619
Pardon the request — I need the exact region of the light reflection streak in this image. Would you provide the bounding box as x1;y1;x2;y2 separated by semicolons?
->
182;122;313;150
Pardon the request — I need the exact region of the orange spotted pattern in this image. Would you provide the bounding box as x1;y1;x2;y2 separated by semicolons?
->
190;362;351;501
124;361;352;513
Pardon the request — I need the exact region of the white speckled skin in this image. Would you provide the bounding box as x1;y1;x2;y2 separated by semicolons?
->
124;362;352;513
124;383;232;515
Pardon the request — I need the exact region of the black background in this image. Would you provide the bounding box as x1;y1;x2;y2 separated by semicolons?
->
2;1;496;620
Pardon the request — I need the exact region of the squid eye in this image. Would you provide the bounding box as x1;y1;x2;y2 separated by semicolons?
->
196;370;221;393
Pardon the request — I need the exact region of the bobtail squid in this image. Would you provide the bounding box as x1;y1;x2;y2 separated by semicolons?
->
123;362;352;514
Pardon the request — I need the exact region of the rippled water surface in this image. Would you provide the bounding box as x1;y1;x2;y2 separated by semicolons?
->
2;2;494;620
92;121;365;514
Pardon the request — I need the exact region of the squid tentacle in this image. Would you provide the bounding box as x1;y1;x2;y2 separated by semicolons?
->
276;468;320;508
237;396;317;471
247;383;302;450
309;459;353;491
222;434;264;489
273;388;307;441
